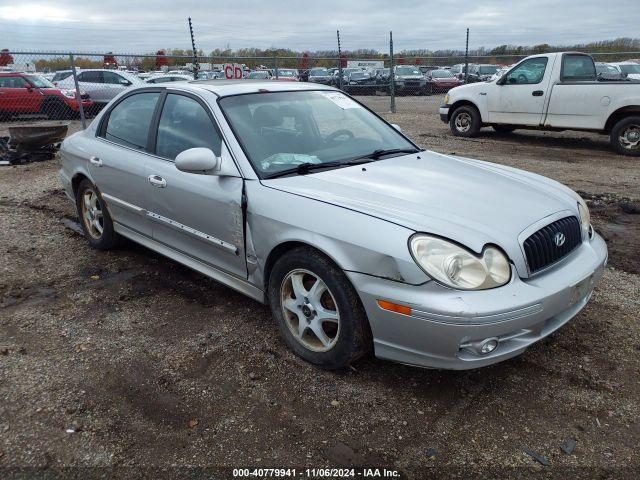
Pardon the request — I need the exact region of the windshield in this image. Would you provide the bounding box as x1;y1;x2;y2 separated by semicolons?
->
396;66;421;75
248;71;270;79
430;70;453;78
479;65;499;75
25;75;55;88
619;64;640;74
219;90;416;178
310;68;329;76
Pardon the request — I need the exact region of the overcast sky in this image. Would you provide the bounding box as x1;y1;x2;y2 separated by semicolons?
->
0;0;637;54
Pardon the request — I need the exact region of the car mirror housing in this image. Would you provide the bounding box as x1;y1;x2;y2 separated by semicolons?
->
175;148;221;174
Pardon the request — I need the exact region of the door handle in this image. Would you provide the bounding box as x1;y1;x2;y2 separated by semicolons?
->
89;156;102;167
532;90;544;96
148;175;167;188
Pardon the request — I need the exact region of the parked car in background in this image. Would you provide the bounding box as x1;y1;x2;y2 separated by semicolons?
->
59;80;606;370
332;68;361;87
450;63;475;81
610;62;640;80
595;62;625;80
424;69;461;94
51;70;75;84
467;64;501;83
145;74;193;84
0;72;93;120
247;70;273;80
441;52;640;155
197;71;224;80
374;68;390;90
307;68;333;85
393;65;426;95
56;69;144;109
274;69;299;81
343;70;376;95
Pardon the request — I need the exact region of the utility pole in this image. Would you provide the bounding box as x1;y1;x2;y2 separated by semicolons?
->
188;17;199;80
464;28;469;84
337;30;343;91
389;31;395;113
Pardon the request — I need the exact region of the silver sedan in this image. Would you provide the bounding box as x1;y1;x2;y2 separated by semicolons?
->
59;80;608;370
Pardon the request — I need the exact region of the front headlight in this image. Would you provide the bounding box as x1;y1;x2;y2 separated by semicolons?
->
576;194;591;237
444;94;450;104
409;234;511;290
60;89;76;99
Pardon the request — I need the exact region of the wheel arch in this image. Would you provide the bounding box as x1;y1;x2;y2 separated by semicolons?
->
448;99;483;122
71;172;90;198
604;106;640;133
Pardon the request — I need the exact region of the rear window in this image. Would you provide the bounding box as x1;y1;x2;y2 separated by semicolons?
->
561;55;596;81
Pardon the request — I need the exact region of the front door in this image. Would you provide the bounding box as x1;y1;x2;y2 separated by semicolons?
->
145;92;247;279
90;90;161;237
487;56;554;125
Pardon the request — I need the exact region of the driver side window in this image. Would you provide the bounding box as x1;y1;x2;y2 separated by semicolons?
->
505;58;548;85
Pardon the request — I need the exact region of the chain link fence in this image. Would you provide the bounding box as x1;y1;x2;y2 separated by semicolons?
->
1;49;640;134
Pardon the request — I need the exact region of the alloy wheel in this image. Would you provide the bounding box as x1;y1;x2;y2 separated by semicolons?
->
280;269;340;352
619;124;640;150
455;112;472;133
81;190;104;239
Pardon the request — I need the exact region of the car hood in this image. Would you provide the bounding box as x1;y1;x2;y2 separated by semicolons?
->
397;75;424;80
432;77;458;82
262;151;578;274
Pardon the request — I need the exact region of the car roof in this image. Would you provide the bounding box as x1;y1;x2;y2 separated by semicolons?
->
181;79;335;97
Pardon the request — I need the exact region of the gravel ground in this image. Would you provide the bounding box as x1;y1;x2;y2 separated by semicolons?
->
1;98;639;479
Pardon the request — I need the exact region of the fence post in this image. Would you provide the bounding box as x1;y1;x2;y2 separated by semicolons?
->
389;31;396;113
69;54;86;130
337;30;343;91
464;28;469;84
274;54;279;79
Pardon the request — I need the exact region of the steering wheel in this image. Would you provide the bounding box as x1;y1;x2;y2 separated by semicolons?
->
324;129;354;146
517;73;528;84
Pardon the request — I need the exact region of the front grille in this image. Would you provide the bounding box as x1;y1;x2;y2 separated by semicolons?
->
523;216;582;274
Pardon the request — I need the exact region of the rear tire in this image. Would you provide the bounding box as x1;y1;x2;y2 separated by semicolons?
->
610;116;640;156
76;179;122;250
450;105;481;137
267;247;372;369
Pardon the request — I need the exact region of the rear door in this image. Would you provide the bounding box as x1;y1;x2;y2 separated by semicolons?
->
144;91;247;278
91;90;162;237
544;54;603;129
487;56;554;125
102;71;133;102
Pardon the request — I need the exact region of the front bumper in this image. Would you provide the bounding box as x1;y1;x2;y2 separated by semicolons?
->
347;233;608;370
439;104;451;122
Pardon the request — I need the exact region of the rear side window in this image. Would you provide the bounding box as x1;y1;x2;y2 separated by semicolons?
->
52;71;72;82
155;94;222;160
561;55;596;81
0;76;27;88
78;71;102;83
104;92;160;150
103;72;127;85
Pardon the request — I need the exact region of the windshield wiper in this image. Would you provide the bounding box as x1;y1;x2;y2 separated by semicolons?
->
355;148;421;161
263;159;374;179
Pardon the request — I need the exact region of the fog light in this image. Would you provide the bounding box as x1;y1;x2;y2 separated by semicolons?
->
480;338;499;355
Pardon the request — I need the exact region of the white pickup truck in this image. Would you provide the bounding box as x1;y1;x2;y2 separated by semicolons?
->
439;52;640;156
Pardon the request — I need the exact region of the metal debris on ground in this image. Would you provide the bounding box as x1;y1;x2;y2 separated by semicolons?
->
0;122;68;166
561;438;577;454
523;449;550;466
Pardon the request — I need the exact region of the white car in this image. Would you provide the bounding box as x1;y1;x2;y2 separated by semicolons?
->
56;69;144;107
440;52;640;156
610;62;640;80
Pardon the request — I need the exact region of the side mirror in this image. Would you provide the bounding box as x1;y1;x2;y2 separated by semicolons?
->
175;148;220;174
391;123;402;132
120;79;131;86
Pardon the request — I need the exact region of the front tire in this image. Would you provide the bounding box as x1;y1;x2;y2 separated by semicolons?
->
75;179;121;250
450;105;481;137
267;247;371;369
610;116;640;156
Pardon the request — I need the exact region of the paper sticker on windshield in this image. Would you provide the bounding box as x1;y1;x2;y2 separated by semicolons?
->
321;91;362;109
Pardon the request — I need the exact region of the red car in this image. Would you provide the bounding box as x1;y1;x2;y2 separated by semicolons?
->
425;69;461;94
0;72;93;120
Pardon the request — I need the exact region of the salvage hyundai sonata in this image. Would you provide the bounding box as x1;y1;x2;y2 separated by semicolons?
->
59;80;608;369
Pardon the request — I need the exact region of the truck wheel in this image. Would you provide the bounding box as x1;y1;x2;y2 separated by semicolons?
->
492;125;516;134
267;247;372;370
450;105;481;137
611;116;640;156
